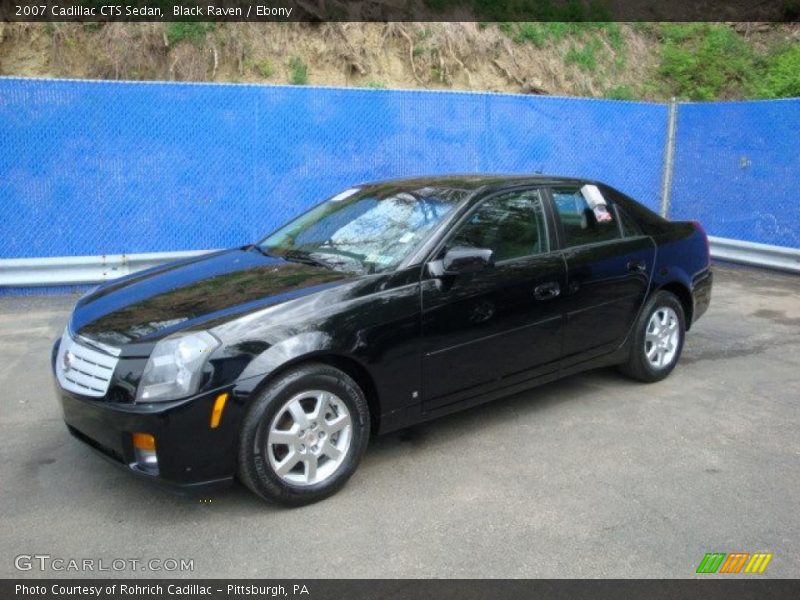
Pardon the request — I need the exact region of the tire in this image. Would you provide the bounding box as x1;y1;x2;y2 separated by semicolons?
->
619;290;686;383
238;362;370;506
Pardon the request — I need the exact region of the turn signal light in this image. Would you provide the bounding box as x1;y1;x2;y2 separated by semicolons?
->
131;432;158;474
132;432;156;451
210;392;229;429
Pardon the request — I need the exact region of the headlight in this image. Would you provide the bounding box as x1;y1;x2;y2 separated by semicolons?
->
136;331;220;402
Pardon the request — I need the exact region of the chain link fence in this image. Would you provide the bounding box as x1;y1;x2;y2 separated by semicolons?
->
0;77;798;294
0;78;666;258
670;99;800;248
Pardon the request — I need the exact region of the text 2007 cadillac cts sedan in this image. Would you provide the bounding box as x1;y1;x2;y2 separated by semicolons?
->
53;175;712;505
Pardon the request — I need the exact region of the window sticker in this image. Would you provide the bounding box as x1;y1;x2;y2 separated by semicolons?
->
580;184;613;223
399;232;415;244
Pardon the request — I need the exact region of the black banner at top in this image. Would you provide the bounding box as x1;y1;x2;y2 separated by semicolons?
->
2;0;798;22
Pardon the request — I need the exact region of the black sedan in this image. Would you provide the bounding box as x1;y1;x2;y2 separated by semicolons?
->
53;175;712;505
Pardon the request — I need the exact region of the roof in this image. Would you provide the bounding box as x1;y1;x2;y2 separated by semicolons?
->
357;174;592;194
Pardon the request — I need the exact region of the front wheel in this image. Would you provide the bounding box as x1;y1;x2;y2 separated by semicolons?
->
619;290;686;383
238;363;370;506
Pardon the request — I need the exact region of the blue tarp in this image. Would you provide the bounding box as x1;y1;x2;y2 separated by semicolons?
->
0;77;797;264
671;99;800;248
0;78;666;259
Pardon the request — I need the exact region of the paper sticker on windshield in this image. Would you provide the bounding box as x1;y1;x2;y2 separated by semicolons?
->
581;184;613;223
399;232;415;244
328;188;360;203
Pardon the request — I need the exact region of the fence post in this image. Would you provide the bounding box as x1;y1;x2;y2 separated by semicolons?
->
659;97;678;218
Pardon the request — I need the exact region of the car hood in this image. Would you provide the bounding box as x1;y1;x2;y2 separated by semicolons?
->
70;247;351;347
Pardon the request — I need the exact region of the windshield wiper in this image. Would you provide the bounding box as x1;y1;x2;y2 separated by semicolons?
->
254;245;353;272
281;249;340;270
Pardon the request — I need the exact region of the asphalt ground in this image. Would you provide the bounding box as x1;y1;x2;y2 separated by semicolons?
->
0;264;798;578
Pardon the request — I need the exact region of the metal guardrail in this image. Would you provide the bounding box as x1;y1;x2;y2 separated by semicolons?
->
0;238;797;287
0;250;216;287
709;237;800;274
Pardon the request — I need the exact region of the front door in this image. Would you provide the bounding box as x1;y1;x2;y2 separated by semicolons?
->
421;187;567;411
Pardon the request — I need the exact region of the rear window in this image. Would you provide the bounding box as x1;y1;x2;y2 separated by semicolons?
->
600;185;670;236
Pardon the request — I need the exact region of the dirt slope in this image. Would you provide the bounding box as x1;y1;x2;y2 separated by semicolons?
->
0;22;797;100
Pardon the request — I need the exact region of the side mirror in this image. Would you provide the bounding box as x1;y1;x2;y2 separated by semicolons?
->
428;246;494;277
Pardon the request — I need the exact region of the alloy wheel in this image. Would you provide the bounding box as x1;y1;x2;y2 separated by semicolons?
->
644;306;680;369
266;390;353;486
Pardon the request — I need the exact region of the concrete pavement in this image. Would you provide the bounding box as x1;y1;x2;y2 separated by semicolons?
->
1;265;798;578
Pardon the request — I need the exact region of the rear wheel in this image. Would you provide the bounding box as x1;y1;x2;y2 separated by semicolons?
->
238;363;370;506
620;290;686;383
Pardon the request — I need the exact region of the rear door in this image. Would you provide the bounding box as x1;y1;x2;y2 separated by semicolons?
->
421;186;567;411
548;185;655;364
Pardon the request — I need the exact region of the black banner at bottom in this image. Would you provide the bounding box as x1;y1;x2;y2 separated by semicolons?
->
3;579;800;600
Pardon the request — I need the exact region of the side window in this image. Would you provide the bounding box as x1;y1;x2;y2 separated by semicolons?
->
552;188;621;247
449;189;548;262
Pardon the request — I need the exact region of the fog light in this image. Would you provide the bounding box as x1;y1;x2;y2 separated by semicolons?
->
132;432;158;474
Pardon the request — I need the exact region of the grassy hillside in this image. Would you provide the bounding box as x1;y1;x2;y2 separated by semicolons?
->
0;22;798;100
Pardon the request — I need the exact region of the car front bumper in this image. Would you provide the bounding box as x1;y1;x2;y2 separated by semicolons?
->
57;386;240;494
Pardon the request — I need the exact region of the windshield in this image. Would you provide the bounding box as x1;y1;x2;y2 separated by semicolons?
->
258;184;469;274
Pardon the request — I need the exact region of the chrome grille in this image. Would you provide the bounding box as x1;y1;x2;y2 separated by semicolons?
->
56;330;119;398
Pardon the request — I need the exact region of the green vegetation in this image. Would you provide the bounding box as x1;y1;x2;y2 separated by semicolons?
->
565;38;602;71
605;84;635;100
288;57;309;85
655;24;756;100
653;23;800;101
251;60;274;79
499;22;627;80
500;21;622;49
757;44;800;98
497;22;799;101
165;22;215;46
364;79;387;89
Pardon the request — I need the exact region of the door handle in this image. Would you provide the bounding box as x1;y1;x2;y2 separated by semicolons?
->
627;260;647;274
534;282;561;301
